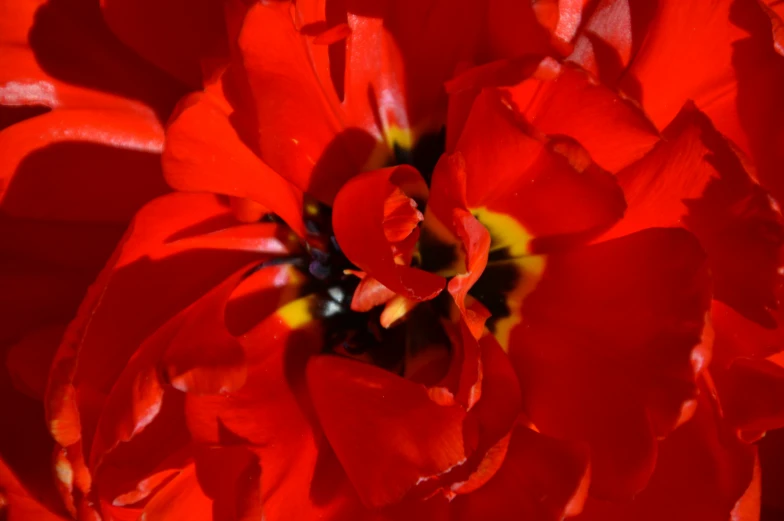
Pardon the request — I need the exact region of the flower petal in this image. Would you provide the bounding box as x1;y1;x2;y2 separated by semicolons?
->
602;105;784;328
449;88;626;244
0;0;183;116
163;89;306;236
237;1;375;203
333;166;446;300
759;427;784;519
510;228;711;499
185;295;366;519
44;193;287;501
139;463;211;521
0;109;167;223
100;0;228;88
307;354;466;508
502;61;659;172
452;423;590;521
0;455;67;521
575;392;757;521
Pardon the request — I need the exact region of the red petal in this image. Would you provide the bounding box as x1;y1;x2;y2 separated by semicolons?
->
759;427;784;518
483;0;557;59
444;334;522;495
163;90;306;236
191;446;263;521
139;463;212;521
761;0;784;55
621;0;746;130
343;0;484;139
44;193;286;481
160;272;249;396
0;455;67;521
307;355;467;508
333;166;445;300
0;109;167;222
6;324;63;399
449;89;626;243
100;0;228;88
603;105;784;328
571;0;784;209
0;0;183;116
0;369;63;517
575;392;757;521
350;273;397;312
186;295;366;519
447;209;492;338
237;2;374;203
718;357;784;435
732;453;762;521
452;423;590;521
510;228;711;499
502;62;659;172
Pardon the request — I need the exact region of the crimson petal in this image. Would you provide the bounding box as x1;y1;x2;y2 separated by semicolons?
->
575;392;757;521
307;355;466;508
603;104;784;327
510;228;711;499
333;166;445;300
452;423;590;521
163;89;306;237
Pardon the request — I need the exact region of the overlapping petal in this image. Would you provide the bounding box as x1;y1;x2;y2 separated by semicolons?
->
333;166;445;300
575;392;757;521
603;104;784;327
509;228;711;499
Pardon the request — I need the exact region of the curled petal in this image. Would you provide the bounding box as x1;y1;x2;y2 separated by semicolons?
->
333;166;445;300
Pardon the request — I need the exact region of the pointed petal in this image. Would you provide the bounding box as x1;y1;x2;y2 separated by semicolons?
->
163;90;306;236
237;2;374;202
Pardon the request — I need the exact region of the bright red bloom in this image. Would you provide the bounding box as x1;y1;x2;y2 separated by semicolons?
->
2;1;784;520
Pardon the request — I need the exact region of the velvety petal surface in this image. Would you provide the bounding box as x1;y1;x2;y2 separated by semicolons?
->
509;228;712;499
575;393;757;521
163;88;306;236
447;88;626;245
502;60;659;172
100;0;228;88
603;105;784;328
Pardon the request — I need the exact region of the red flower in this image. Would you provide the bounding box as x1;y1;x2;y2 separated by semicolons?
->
2;1;784;520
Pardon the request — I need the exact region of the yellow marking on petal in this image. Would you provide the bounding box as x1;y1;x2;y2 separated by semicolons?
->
277;295;316;329
492;256;545;351
471;207;534;257
276;293;344;330
380;295;418;328
385;125;413;151
470;207;546;351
